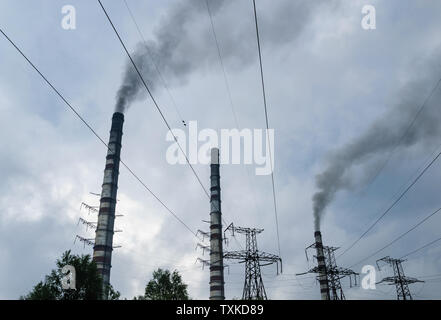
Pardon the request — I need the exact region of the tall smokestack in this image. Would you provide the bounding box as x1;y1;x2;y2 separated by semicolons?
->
209;148;225;300
314;231;330;300
93;112;124;300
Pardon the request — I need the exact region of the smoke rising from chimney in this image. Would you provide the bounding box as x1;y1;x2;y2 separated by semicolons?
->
312;55;441;231
114;0;332;113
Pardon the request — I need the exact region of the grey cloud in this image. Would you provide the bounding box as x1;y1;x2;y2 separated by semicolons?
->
2;0;441;300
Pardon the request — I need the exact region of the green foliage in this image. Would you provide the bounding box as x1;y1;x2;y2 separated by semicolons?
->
107;285;121;300
142;268;189;300
22;250;120;300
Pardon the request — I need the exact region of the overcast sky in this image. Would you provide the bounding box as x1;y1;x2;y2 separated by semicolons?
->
1;0;441;300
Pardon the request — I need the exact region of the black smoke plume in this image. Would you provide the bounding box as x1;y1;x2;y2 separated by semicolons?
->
312;56;441;231
114;0;332;113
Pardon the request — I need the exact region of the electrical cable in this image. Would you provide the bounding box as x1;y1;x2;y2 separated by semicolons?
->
122;0;186;127
252;0;281;258
348;205;441;268
0;26;197;238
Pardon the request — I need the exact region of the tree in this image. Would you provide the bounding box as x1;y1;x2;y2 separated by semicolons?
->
142;268;190;300
22;250;120;300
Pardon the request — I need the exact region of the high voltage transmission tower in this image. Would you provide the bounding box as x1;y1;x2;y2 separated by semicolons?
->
297;231;358;300
376;256;424;300
223;223;282;300
323;246;358;300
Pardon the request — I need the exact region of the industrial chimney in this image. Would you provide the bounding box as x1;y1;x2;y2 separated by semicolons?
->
209;148;225;300
314;231;330;300
93;112;124;300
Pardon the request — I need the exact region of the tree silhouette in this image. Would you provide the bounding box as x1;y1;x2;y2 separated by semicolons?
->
143;268;189;300
22;250;120;300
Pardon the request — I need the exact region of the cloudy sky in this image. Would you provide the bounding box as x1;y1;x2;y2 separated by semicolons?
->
1;0;441;300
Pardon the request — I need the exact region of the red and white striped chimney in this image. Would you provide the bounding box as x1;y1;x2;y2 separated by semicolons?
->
209;148;225;300
314;231;330;300
93;112;124;299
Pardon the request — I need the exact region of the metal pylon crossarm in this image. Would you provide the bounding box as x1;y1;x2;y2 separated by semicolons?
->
223;224;281;300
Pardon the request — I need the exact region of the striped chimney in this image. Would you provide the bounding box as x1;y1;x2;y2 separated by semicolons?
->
209;148;225;300
93;112;124;300
314;231;330;300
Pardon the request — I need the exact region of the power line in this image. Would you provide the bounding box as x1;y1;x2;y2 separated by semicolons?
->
382;143;441;212
122;0;186;127
101;0;239;248
338;140;441;258
400;235;441;259
204;0;240;128
338;148;441;259
98;0;210;200
204;0;261;236
343;131;441;241
347;76;441;209
338;72;441;253
0;26;197;238
119;160;197;236
252;0;281;258
348;205;441;268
